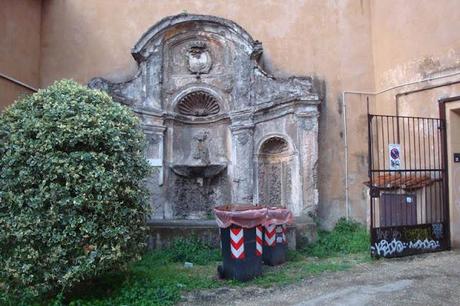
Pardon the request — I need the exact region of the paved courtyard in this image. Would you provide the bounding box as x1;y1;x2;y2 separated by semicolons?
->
184;250;460;306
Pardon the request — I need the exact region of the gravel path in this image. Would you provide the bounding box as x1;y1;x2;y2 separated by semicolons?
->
182;250;460;306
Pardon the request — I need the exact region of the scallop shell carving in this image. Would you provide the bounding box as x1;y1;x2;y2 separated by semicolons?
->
177;91;220;116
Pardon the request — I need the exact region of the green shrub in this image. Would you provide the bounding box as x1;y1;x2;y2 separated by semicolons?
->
0;80;150;301
303;217;369;257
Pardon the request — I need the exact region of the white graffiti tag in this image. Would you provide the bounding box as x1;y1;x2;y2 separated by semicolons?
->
409;239;440;250
371;239;405;257
371;239;440;257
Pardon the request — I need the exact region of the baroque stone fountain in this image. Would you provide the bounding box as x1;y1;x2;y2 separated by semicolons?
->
89;14;322;247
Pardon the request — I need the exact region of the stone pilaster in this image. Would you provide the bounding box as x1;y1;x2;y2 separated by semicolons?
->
142;123;167;218
230;111;255;204
296;108;320;217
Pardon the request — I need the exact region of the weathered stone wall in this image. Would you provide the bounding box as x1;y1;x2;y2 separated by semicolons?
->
88;14;321;223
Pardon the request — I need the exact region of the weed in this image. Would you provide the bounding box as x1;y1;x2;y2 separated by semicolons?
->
161;236;221;265
64;237;221;305
303;217;370;258
66;252;219;306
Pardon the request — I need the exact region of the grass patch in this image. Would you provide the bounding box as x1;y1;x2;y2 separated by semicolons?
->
1;220;372;305
66;259;219;306
160;236;221;265
65;238;221;306
303;217;370;258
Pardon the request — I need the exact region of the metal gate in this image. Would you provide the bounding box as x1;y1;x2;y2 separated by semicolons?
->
368;114;450;257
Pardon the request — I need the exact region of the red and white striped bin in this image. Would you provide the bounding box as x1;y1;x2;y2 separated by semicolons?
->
263;207;292;266
214;205;266;281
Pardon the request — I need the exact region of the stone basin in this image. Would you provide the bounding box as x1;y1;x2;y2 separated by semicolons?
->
171;163;227;178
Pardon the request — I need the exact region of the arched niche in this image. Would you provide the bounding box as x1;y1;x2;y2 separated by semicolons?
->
256;136;297;207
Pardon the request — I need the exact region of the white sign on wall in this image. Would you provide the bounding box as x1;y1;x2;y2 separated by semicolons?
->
389;144;401;170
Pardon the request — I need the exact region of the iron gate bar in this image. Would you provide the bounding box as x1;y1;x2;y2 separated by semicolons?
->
368;113;450;258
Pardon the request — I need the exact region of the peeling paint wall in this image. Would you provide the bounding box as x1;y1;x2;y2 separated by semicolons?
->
342;0;460;228
370;0;460;116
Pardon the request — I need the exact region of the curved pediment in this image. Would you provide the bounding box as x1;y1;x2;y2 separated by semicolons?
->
131;13;262;63
89;13;320;114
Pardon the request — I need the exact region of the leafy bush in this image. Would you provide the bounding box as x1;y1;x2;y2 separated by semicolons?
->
303;217;369;257
0;80;150;301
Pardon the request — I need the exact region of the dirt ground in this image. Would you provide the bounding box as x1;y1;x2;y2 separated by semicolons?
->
182;250;460;306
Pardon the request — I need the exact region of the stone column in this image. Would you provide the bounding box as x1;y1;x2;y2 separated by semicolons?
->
230;112;255;204
296;108;320;216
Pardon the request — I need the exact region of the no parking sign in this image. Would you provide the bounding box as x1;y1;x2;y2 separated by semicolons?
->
389;144;401;170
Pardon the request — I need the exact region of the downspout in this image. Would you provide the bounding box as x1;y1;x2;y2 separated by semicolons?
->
342;70;460;221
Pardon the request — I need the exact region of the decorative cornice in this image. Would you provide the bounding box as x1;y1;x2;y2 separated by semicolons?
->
141;124;167;134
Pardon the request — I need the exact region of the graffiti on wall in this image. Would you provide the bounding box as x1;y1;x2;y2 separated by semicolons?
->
371;224;445;257
371;238;440;257
432;223;443;240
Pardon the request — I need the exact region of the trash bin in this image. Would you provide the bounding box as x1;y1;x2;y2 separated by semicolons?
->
263;207;293;266
214;204;267;281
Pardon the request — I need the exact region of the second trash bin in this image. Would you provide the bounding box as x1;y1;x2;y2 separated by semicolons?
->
214;204;267;281
263;206;293;266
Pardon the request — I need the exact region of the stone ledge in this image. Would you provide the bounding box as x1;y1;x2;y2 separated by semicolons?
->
147;219;218;228
147;219;317;251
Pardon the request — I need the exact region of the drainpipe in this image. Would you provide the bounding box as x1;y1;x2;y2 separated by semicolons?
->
342;70;460;221
0;72;38;92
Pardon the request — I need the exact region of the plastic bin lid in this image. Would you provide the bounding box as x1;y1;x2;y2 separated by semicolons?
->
213;204;293;228
266;206;293;226
213;204;267;229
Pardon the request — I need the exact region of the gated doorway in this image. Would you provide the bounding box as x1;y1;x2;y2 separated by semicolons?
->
367;114;450;257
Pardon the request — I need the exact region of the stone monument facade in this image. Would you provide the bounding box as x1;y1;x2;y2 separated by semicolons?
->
89;14;321;226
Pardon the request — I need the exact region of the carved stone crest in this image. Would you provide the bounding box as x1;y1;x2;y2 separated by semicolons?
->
185;41;212;74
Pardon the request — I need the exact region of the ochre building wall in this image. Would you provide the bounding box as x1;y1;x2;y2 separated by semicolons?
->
38;0;376;228
342;0;460;228
2;0;460;229
0;0;41;110
370;0;460;117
